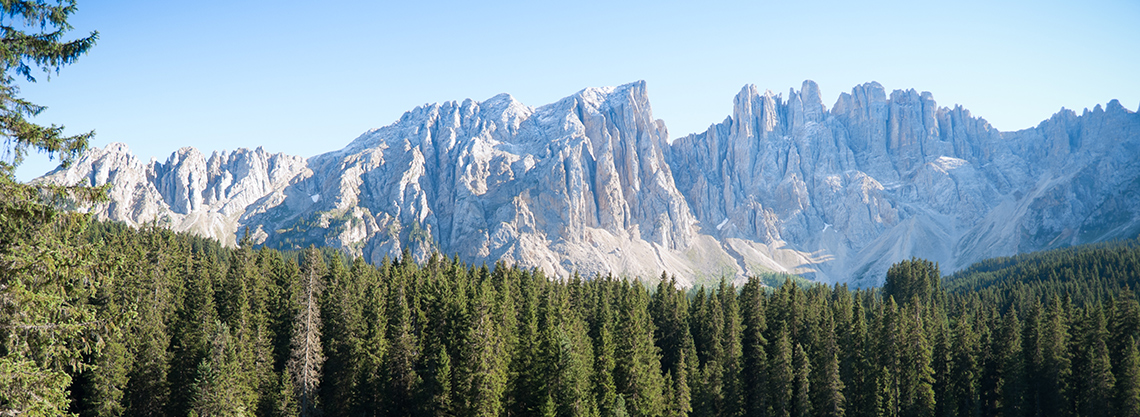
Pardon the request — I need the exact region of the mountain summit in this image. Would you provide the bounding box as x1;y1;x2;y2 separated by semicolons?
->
37;81;1140;287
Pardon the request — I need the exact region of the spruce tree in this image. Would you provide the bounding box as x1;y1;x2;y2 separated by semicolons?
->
1077;307;1116;417
592;279;621;417
187;321;246;416
996;308;1026;417
1039;297;1071;417
770;327;795;417
168;252;222;416
949;314;980;417
844;295;876;417
691;285;726;417
613;281;666;417
0;0;98;178
815;308;846;417
1117;336;1140;417
383;282;419;415
321;253;367;417
460;279;508;417
719;279;744;417
899;303;935;417
288;246;326;417
740;277;769;417
793;343;813;417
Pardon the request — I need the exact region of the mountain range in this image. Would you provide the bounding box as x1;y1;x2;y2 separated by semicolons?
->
36;80;1140;287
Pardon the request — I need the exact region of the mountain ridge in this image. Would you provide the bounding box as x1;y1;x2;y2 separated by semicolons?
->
36;80;1140;287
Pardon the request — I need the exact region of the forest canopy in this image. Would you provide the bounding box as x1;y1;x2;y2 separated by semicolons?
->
5;218;1138;417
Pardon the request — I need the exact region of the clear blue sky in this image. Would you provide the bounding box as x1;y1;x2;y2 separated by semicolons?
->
14;0;1140;181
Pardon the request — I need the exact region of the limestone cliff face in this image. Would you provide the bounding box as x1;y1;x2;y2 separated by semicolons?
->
37;81;1140;287
667;81;1139;286
245;81;702;280
37;144;308;246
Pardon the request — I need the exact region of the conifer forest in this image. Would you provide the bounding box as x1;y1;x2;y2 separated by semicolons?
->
2;1;1140;416
4;206;1140;416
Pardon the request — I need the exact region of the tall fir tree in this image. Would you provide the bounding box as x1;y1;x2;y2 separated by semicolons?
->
814;307;846;417
1117;336;1140;417
613;281;666;417
383;282;420;416
740;277;769;417
459;279;508;417
793;343;813;417
1038;297;1071;417
187;321;246;417
770;326;795;417
288;246;326;417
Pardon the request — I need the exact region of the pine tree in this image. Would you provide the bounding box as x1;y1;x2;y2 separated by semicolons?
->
876;297;902;417
1039;297;1071;417
793;343;813;417
613;281;666;417
81;315;130;417
218;238;268;413
321;253;368;417
1021;300;1045;417
123;229;184;417
540;287;598;417
882;259;941;308
668;349;693;417
288;246;326;417
651;273;696;413
420;343;455;417
815;308;846;417
899;303;935;417
691;285;726;417
771;327;795;417
1111;298;1140;417
507;264;543;415
460;279;508;417
1117;336;1140;417
168;252;222;416
592;279;621;417
740;277;769;417
949;314;980;417
0;168;102;413
384;282;420;416
0;0;98;178
188;321;247;417
272;369;300;417
930;311;953;417
844;295;876;417
996;308;1026;417
719;279;744;416
1077;307;1116;417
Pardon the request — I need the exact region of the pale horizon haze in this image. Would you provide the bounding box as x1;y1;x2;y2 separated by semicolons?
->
13;0;1140;181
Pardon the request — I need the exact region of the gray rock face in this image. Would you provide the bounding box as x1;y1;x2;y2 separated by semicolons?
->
37;143;308;245
667;81;1139;286
248;81;702;280
36;81;1140;287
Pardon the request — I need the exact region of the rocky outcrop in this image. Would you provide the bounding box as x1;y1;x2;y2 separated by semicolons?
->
246;82;706;280
36;81;1140;287
38;144;308;245
667;81;1139;286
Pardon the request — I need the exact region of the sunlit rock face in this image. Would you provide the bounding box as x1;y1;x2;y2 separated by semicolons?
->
39;81;1140;287
668;81;1139;286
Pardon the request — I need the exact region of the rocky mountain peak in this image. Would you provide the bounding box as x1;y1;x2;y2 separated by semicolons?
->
36;81;1140;287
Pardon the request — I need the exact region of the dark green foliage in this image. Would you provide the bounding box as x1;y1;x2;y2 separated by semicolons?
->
7;201;1140;417
613;281;666;417
0;0;98;177
1118;336;1140;417
883;258;942;308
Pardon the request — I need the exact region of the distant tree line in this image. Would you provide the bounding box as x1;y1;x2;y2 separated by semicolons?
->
5;214;1136;417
